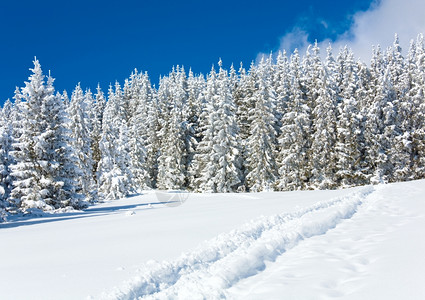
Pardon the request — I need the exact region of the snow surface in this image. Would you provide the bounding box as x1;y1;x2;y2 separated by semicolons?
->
1;180;424;299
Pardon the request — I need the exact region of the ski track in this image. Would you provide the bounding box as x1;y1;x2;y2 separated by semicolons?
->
102;186;375;300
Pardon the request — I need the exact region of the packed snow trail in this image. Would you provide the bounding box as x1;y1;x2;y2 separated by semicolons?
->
104;186;374;299
227;181;425;299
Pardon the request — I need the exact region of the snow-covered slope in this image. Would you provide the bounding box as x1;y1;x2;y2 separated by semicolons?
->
1;180;424;299
228;181;425;300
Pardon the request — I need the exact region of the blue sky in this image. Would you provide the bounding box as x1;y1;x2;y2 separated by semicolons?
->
1;0;422;104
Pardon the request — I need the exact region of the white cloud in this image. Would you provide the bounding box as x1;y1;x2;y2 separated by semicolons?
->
329;0;425;61
257;28;310;63
278;28;310;56
269;0;425;62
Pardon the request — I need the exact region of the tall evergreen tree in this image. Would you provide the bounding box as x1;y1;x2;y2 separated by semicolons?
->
68;84;96;201
245;57;278;191
364;65;395;184
127;71;152;190
0;110;13;209
334;48;366;187
273;50;291;126
98;83;136;200
156;74;187;190
411;34;425;178
233;62;253;189
309;45;339;189
389;36;415;181
277;49;312;190
145;90;161;188
192;62;243;192
10;60;83;211
91;85;106;184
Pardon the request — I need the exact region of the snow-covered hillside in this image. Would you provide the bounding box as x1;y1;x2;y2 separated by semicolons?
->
1;180;424;299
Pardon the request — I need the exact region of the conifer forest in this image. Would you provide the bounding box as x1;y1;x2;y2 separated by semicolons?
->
1;34;425;220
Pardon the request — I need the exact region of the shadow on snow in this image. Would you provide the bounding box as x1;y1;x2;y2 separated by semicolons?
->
0;200;178;229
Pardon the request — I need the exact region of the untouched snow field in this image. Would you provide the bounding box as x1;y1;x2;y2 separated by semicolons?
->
1;180;424;299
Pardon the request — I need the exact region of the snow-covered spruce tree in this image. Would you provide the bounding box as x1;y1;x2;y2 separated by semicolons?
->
10;60;84;211
97;84;123;200
68;84;96;201
277;49;312;191
187;73;207;190
377;47;402;183
10;88;23;148
177;67;202;189
191;64;217;191
234;63;252;142
334;47;367;187
308;45;339;189
156;66;201;190
0;109;13;219
91;85;106;184
0;102;15;195
232;62;252;188
364;64;396;184
173;66;196;188
183;69;206;189
263;54;283;137
1;100;15;211
2;99;13;121
41;88;84;208
62;90;70;108
359;45;384;182
4;89;25;210
97;83;136;200
192;62;243;192
213;60;243;192
145;90;161;188
245;56;278;192
189;83;211;192
126;71;152;190
355;59;375;182
156;74;187;190
411;34;425;178
187;70;205;139
388;36;415;181
273;50;291;127
9;63;43;209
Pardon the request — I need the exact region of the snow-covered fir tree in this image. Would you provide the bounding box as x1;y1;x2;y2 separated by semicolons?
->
411;34;425;178
126;71;152;190
389;36;415;181
68;84;96;201
97;83;136;200
185;69;205;186
273;50;291;125
0;109;13;213
192;62;243;192
364;65;395;184
308;45;339;189
9;60;83;212
91;85;106;183
245;56;278;191
334;47;366;187
277;49;312;190
156;73;187;190
145;91;161;188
